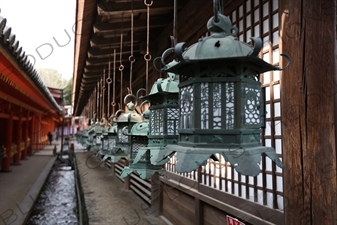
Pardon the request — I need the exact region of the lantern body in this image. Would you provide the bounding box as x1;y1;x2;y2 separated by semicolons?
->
158;13;284;176
98;128;109;160
120;111;166;180
105;102;142;163
136;65;180;166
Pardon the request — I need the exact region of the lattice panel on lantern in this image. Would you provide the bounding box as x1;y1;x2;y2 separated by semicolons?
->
200;83;209;129
150;109;164;135
213;83;222;129
244;87;261;125
167;108;179;135
225;82;235;129
180;85;194;129
108;139;116;148
118;129;128;143
131;137;147;154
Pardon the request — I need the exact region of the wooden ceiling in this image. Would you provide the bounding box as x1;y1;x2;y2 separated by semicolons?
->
73;0;238;116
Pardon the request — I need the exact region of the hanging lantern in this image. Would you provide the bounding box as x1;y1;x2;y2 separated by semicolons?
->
101;116;118;161
103;95;142;163
120;110;164;179
157;5;287;176
131;61;180;168
98;127;109;160
91;120;104;153
86;125;96;151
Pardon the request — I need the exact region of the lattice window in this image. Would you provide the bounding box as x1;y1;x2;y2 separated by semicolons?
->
201;83;209;129
225;82;235;129
180;85;194;129
244;87;261;125
118;128;128;143
165;0;283;211
167;108;179;135
150;109;163;135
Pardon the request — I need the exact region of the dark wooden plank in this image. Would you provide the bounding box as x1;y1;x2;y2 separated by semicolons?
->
280;0;337;224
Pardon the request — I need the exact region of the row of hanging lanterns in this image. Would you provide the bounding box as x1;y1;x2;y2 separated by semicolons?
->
76;0;287;179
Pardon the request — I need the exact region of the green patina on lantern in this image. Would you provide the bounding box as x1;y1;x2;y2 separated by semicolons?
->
157;5;287;176
120;110;166;179
101;116;118;161
133;61;180;167
104;95;143;163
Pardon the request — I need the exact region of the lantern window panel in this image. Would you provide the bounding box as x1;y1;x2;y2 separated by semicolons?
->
244;87;261;125
118;128;128;143
131;137;147;154
150;109;164;135
200;83;209;129
180;85;194;129
213;83;222;129
225;82;235;129
167;108;179;135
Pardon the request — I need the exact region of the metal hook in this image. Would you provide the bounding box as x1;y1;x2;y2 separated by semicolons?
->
161;47;174;67
144;0;153;7
278;54;291;70
139;100;150;114
136;88;147;100
114;109;124;118
153;56;163;72
124;93;138;106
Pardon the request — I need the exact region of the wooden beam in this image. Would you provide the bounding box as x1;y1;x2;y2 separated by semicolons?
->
280;0;337;224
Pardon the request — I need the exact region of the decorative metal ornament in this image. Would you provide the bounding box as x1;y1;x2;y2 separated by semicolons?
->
157;5;287;176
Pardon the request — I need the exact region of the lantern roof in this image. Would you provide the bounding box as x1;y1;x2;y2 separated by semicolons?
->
116;101;143;123
141;61;179;101
162;14;282;75
129;110;150;136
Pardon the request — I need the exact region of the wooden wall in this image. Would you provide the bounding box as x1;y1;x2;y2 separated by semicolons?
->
280;0;337;224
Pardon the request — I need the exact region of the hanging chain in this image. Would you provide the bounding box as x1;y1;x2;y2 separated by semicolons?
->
119;13;124;108
102;69;105;120
107;53;112;117
144;0;152;94
128;0;135;94
112;48;117;114
96;82;99;121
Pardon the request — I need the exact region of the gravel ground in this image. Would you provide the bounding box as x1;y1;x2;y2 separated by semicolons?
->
76;152;168;225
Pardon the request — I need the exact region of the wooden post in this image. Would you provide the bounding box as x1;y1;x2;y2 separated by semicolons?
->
1;112;13;171
13;114;22;164
150;172;162;217
280;0;337;224
28;114;34;156
21;111;29;159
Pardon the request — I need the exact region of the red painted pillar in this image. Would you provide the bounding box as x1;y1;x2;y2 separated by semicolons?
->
13;115;22;164
21;112;29;159
1;113;13;172
28;114;34;155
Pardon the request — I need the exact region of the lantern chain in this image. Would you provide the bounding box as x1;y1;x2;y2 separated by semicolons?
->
119;13;124;109
144;0;152;94
129;0;135;94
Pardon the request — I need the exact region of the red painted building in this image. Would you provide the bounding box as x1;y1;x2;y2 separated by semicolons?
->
0;15;63;171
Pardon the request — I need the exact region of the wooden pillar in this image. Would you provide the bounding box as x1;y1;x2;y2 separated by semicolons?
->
150;172;162;217
28;114;34;156
1;113;13;171
280;0;337;224
21;112;29;159
13;114;22;164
